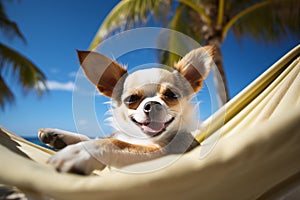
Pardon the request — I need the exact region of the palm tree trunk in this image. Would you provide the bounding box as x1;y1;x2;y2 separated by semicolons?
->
190;1;230;105
210;45;230;105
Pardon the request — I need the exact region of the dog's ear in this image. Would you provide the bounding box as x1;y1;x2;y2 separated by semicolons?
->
174;45;215;93
77;50;127;98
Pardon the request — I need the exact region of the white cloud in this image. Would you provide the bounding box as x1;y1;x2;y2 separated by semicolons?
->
46;80;75;91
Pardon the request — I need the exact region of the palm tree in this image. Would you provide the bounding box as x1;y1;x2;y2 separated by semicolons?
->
89;0;300;105
0;1;47;110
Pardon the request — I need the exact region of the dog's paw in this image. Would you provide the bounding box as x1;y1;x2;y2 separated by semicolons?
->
38;128;90;150
38;128;67;149
47;141;106;175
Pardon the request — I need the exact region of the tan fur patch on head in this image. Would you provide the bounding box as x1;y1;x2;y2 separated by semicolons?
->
158;84;180;107
123;89;145;110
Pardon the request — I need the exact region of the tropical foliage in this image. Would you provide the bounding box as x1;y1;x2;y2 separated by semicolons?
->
0;1;47;110
89;0;300;104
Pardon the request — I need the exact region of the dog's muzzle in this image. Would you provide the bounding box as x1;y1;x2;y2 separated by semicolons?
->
131;101;174;137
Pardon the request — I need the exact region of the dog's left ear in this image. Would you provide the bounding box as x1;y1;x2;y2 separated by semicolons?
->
174;45;215;93
77;50;127;98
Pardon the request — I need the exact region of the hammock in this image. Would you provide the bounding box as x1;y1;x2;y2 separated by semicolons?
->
0;45;299;200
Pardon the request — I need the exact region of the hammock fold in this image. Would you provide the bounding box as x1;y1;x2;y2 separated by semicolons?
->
0;45;299;200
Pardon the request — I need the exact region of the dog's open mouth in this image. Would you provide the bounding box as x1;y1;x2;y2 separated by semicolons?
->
131;117;175;137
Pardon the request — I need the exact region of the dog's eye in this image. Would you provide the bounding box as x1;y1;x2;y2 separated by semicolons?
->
163;89;180;100
124;95;141;105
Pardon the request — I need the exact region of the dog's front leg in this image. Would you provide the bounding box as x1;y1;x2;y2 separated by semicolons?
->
48;139;164;175
38;128;90;149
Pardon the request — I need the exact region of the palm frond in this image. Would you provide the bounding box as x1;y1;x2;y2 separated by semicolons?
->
271;0;300;37
161;3;204;67
0;2;26;42
89;0;172;49
160;5;185;67
0;75;14;110
217;0;225;26
226;0;267;14
177;0;212;24
229;0;300;42
0;43;47;98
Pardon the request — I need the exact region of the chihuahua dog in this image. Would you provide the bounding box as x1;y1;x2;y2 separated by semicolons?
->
38;46;215;175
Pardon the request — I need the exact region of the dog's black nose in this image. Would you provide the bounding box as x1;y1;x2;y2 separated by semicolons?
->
144;101;162;114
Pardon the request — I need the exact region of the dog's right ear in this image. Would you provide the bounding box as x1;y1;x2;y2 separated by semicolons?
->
77;50;127;98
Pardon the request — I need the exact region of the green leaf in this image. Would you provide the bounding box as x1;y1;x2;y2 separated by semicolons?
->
89;0;172;49
230;0;300;42
0;2;26;42
0;75;14;110
0;43;48;109
160;3;205;67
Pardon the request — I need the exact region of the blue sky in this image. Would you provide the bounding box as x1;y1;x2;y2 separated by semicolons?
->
0;0;299;137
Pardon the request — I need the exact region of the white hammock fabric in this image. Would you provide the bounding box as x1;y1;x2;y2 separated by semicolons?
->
0;45;299;200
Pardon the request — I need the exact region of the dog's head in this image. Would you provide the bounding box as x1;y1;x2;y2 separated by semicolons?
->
77;46;214;142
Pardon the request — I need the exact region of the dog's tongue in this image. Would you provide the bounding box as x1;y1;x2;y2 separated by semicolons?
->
142;122;164;134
